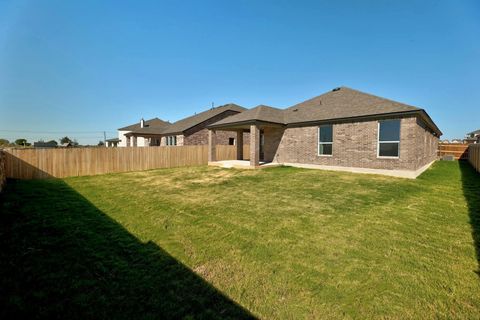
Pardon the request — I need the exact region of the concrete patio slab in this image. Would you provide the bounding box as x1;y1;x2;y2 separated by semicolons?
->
208;160;282;169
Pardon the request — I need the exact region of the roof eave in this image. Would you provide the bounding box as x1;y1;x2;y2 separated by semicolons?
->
208;119;286;129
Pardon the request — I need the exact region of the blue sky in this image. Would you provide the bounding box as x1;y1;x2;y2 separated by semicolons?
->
0;0;479;144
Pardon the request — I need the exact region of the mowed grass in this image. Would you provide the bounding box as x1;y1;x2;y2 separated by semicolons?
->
1;161;479;319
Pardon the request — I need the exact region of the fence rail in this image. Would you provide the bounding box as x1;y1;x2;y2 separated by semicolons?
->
3;145;250;179
437;143;469;160
469;144;480;173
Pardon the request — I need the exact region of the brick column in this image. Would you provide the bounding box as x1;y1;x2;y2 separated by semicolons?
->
132;136;137;147
208;129;217;162
126;136;131;147
236;130;243;160
250;124;260;167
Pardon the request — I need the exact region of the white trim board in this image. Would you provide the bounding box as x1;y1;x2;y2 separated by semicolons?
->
282;160;436;179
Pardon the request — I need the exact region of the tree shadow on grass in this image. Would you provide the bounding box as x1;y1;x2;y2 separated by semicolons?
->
459;160;480;277
0;178;256;319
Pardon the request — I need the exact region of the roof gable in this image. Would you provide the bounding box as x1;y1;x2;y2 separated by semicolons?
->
284;87;420;124
210;105;285;127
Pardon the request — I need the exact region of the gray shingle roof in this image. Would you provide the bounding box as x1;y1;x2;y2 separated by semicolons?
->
467;129;480;136
159;103;246;135
209;87;441;135
284;87;420;124
211;105;286;127
118;118;170;131
129;123;171;135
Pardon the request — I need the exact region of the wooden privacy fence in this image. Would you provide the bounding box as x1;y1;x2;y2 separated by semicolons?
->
3;145;250;179
0;151;5;192
437;143;469;160
469;144;480;173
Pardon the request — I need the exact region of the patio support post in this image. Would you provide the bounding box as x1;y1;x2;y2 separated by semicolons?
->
250;124;260;167
126;136;131;147
236;130;243;160
132;136;137;147
208;129;217;162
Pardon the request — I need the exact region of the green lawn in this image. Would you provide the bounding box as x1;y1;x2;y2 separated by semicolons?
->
1;161;479;319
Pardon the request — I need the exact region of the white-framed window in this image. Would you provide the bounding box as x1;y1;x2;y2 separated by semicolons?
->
166;136;177;146
318;125;333;156
378;119;400;158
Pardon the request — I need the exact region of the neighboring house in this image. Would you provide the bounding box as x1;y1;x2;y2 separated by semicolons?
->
118;118;170;147
33;141;58;148
208;87;442;178
59;142;73;148
450;139;464;144
465;129;480;144
105;138;121;147
128;103;248;146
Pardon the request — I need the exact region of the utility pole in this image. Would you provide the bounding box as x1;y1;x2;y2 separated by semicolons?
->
103;131;106;147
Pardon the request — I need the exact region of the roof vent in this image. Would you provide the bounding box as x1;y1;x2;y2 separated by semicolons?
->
332;87;341;92
292;108;299;112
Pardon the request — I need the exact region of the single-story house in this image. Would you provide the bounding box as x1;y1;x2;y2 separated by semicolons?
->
465;129;480;144
33;141;58;148
128;103;249;146
118;118;170;147
105;138;121;147
207;87;442;178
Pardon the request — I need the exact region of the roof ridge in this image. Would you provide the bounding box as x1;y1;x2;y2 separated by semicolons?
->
288;86;420;111
338;86;421;110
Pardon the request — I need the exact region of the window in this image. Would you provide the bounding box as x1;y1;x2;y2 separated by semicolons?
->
318;125;333;156
228;138;235;145
167;136;177;146
378;120;400;157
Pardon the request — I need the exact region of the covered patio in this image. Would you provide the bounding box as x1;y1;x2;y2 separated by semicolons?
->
124;132;162;147
207;105;286;168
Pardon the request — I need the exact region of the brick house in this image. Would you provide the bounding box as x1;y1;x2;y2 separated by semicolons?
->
127;103;249;146
208;87;442;178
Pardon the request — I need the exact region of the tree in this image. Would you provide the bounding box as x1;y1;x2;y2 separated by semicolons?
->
60;136;72;144
0;139;9;146
98;140;105;147
15;138;31;146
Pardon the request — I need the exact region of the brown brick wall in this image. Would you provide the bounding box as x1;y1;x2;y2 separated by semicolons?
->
414;118;439;168
262;127;284;162
274;116;438;171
